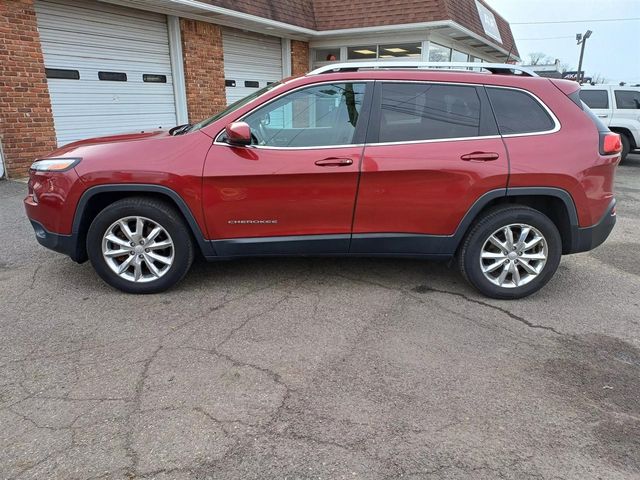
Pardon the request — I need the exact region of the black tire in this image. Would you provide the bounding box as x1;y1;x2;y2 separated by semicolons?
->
458;206;562;300
87;197;194;294
619;134;630;163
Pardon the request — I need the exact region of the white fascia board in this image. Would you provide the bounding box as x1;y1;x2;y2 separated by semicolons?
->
447;21;520;62
165;0;316;35
100;1;518;60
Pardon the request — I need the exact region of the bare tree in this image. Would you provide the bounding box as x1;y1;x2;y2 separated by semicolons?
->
590;73;608;85
527;52;553;65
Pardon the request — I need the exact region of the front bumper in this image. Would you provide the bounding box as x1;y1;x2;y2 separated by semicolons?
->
569;199;617;254
29;219;84;262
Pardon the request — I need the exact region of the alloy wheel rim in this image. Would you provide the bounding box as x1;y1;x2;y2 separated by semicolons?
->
479;223;548;289
102;216;174;283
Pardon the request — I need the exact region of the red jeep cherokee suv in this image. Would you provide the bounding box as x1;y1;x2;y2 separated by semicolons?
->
24;63;621;299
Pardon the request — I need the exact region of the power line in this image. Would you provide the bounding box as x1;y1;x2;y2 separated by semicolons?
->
511;17;640;25
517;35;575;41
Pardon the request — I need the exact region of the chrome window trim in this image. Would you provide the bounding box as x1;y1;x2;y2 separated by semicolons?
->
213;79;561;150
485;85;561;137
365;135;502;147
213;79;373;148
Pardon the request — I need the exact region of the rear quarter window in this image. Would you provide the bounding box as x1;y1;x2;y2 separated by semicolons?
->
580;90;609;109
487;88;556;135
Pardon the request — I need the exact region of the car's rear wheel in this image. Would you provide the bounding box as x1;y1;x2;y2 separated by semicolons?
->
458;206;562;299
87;197;194;293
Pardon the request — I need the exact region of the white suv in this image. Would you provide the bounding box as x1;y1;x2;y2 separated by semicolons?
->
580;84;640;161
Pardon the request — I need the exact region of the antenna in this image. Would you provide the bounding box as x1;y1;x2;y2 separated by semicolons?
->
505;43;515;64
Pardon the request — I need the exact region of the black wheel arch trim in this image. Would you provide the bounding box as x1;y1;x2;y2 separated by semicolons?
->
52;184;590;261
72;184;216;258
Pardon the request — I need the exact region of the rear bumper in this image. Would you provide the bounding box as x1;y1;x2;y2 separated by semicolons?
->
29;219;84;263
568;199;616;254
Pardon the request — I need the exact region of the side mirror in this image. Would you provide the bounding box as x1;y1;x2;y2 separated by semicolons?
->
224;122;251;146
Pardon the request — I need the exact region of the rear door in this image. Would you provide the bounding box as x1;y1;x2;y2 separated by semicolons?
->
352;81;509;254
579;88;613;126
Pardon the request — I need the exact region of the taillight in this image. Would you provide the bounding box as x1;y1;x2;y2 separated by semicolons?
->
600;132;622;155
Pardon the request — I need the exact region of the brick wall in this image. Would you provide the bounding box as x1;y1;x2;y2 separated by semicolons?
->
0;0;57;178
180;19;227;123
291;40;310;76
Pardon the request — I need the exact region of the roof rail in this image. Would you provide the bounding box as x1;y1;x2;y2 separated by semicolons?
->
307;62;538;77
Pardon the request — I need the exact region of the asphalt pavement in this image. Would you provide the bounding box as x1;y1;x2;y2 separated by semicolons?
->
1;155;639;479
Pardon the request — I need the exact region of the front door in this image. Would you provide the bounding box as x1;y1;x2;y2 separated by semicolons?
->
202;81;371;256
352;81;509;254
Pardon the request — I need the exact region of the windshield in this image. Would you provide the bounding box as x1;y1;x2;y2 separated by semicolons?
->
190;82;281;131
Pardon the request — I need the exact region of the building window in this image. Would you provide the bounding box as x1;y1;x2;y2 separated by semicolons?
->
143;74;167;83
451;50;469;62
428;43;451;62
378;43;421;59
347;45;377;60
315;48;341;62
45;68;80;80
98;71;127;82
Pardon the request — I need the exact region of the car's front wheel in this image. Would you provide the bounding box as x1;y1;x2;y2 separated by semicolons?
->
87;197;194;293
458;206;562;299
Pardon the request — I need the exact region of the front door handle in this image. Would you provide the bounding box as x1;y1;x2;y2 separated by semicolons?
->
460;151;500;162
315;157;354;167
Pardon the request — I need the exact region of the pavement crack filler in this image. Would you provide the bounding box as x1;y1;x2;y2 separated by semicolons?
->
412;285;563;336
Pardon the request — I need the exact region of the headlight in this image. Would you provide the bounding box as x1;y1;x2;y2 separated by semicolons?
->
30;158;81;172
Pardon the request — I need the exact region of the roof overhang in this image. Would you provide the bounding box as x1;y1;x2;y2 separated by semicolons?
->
98;0;519;61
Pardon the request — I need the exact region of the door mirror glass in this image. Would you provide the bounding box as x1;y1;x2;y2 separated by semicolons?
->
224;122;252;146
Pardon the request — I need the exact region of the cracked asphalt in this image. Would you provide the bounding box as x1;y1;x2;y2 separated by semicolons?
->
1;155;639;480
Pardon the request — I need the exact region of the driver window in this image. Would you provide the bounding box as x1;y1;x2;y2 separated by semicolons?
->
244;83;366;147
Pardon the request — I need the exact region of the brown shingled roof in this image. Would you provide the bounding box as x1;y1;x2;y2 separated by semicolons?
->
198;0;518;57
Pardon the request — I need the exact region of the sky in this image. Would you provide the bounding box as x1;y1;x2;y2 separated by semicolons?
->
484;0;640;85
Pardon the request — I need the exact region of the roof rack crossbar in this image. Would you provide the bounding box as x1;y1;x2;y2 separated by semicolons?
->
307;62;538;77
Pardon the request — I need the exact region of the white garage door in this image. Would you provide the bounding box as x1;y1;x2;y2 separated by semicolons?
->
223;29;283;105
35;0;178;146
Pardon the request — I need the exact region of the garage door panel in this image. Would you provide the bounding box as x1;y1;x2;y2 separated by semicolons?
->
42;53;174;74
39;33;172;58
55;114;178;145
47;82;176;96
52;103;176;116
37;0;168;29
36;0;177;146
223;29;283;105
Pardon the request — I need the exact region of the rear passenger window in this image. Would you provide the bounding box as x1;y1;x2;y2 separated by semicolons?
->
580;90;609;109
615;90;640;109
487;88;555;135
378;83;481;143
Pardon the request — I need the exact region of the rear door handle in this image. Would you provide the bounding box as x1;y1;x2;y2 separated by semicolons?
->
597;114;608;118
315;157;354;167
460;151;500;162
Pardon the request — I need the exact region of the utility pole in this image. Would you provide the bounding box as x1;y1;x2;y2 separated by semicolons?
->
576;30;592;84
